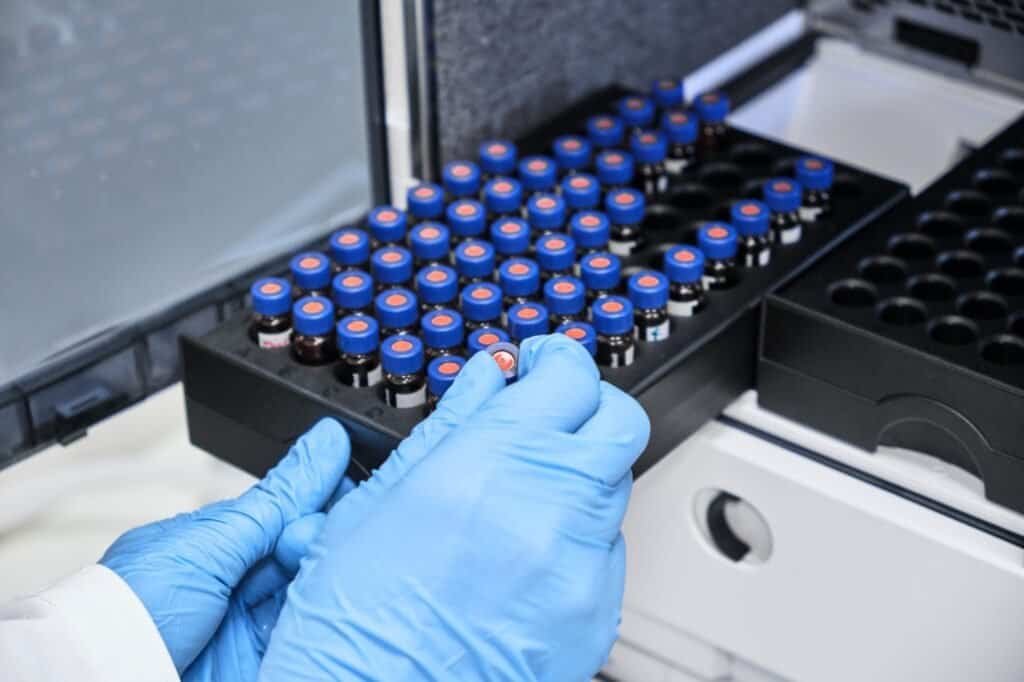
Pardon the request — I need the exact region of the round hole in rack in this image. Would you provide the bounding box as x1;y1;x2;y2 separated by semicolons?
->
832;173;864;199
998;147;1024;174
957;291;1009;321
643;203;682;232
712;201;733;222
729;142;773;168
741;177;768;200
772;156;797;177
993;205;1024;234
888;233;936;261
928;315;979;346
987;267;1024;297
877;297;928;326
944;189;992;220
829;278;878;307
859;255;908;284
670;183;714;211
937;250;986;279
698;162;744;191
907;273;957;302
916;210;965;238
964;227;1014;255
980;335;1024;365
1009;312;1024;338
972;168;1018;196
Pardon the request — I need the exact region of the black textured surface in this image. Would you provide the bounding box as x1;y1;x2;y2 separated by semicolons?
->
430;0;796;163
759;113;1024;513
182;86;906;480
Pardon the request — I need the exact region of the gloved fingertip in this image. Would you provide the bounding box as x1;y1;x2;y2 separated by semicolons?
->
327;476;359;510
517;333;599;382
274;512;327;574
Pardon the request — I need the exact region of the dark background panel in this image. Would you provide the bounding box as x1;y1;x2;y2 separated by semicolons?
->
430;0;796;162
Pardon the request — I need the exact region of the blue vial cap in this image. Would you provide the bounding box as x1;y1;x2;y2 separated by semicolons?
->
498;257;541;297
595;150;635;186
570;211;611;250
421;308;464;349
406;183;444;220
415;264;458;305
664;245;705;284
661;109;698;144
651;78;685;109
329;228;371;267
483;176;523;215
367;205;407;244
331;270;374;310
697;222;739;260
795;156;834;191
489;217;530;256
370;246;414;285
580;252;621;291
427;355;466;397
630;130;668;164
374;287;419;329
290;252;331;290
454;239;496;280
460;282;503;322
336;315;379;355
535;233;576;272
763;177;803;213
605;188;645;225
591;295;634;336
694;91;730;123
628;271;670;309
561;173;600;210
293;296;335;336
731;200;771;237
479;140;517;175
381;334;424;375
518;155;557;193
507;302;550;341
442;160;481;198
544;276;586;316
251;277;292;316
556;320;597;357
618;96;655;128
467;327;510;355
586;114;625;148
446;199;486;238
409;222;451;262
527;193;566;232
552;135;592;172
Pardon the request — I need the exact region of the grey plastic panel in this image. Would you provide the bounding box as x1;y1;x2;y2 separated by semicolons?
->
0;394;31;465
0;1;374;383
145;304;220;390
430;0;796;163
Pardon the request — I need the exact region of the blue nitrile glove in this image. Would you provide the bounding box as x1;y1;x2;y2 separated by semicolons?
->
101;418;356;679
260;334;651;682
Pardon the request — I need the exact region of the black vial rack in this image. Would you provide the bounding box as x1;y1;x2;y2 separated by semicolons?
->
759;113;1024;513
182;86;907;480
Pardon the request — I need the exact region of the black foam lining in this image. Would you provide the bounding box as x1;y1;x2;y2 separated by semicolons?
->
430;0;796;164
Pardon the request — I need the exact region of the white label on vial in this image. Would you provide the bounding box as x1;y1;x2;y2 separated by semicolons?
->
664;158;689;175
638;320;670;342
701;274;715;289
779;225;802;245
758;249;771;267
609;345;636;368
609;239;637;257
389;384;426;409
355;365;383;388
799;206;824;223
655;176;669;195
668;299;699;317
258;329;292;349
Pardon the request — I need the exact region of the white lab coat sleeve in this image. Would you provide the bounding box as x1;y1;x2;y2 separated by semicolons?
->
0;564;179;682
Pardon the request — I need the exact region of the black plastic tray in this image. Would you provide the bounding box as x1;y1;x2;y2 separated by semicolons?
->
183;86;908;479
759;113;1024;512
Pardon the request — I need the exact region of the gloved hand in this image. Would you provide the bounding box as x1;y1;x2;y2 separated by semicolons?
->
101;418;355;679
260;334;651;682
